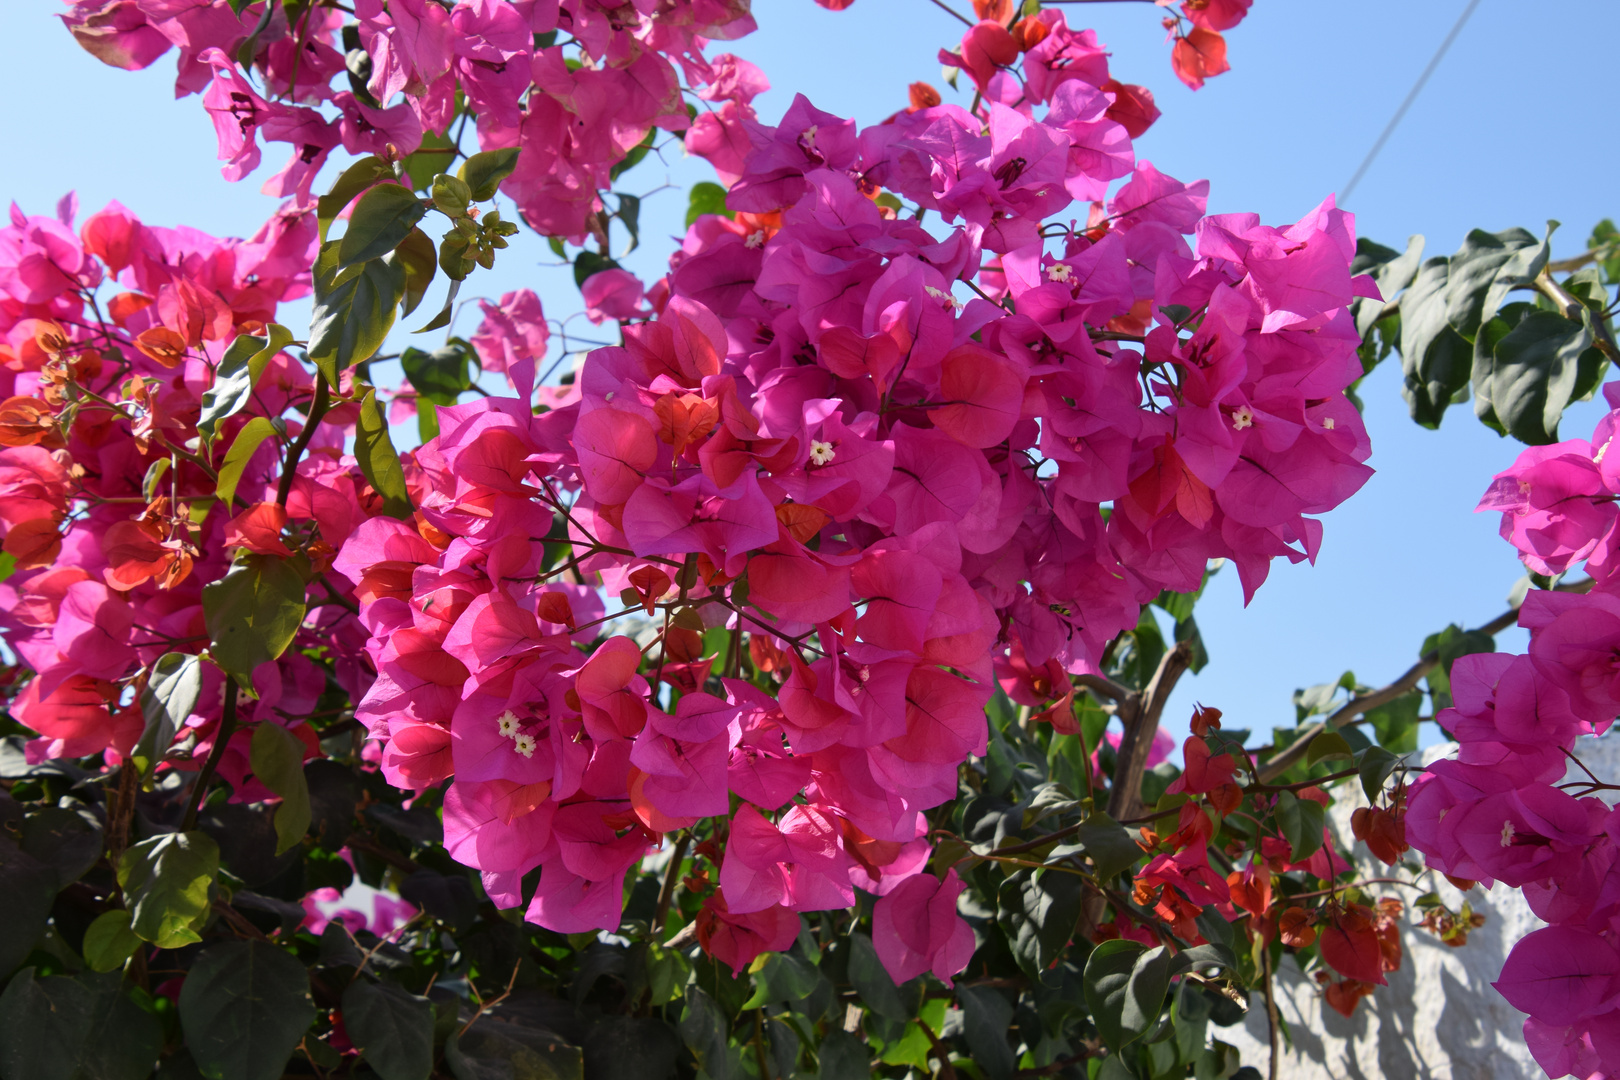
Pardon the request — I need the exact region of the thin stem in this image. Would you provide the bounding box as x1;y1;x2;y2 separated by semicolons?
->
1262;946;1280;1080
181;676;238;831
652;832;691;936
276;376;331;507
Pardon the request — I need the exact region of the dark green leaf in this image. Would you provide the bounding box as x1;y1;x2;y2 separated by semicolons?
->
1479;307;1598;445
1356;746;1401;803
582;1016;681;1080
136;652;202;778
179;940;315;1080
0;967;93;1080
956;985;1016;1080
848;932;907;1021
343;979;434;1080
1273;791;1326;865
677;986;739;1080
573;250;621;290
1175;613;1208;674
413;277;461;335
816;1030;871;1080
356;389;414;519
249;722;311;855
402;129;457;191
615;192;641;255
215;415;277;506
1399;257;1473;427
336;183;425;270
458;148;522;202
1083;939;1144;1051
401;344;473;404
394;227;438;319
1364;692;1422;754
19;805;101;885
609;127;656;182
203;554;307;685
0;841;55;976
81;910;141;974
1121;947;1175;1047
998;868;1084;979
199;325;292;440
1074;813;1141;880
685;181;732;227
317;156;391;243
1443;226;1545;341
309;241;406;380
80;971;164;1080
1305;731;1354;766
117;831;218;949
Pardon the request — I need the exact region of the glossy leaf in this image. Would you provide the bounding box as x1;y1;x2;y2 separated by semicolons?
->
0;841;55;976
0;967;93;1080
355;389;414;519
117;831;219;949
1073;813;1141;880
1306;731;1354;766
1273;790;1326;865
1476;306;1601;445
1399;257;1473;427
317;156;391;243
308;241;405;381
685;181;732;227
458;147;521;202
136;652;202;777
82;910;142;974
179;940;315;1080
957;984;1016;1080
394;227;438;319
215;415;276;506
249;722;311;855
199;324;292;440
202;554;306;686
998;868;1085;979
1357;746;1401;803
337;183;426;270
401;344;473;405
1084;939;1145;1051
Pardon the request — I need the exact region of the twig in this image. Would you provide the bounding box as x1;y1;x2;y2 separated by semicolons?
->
276;376;331;507
652;832;691;936
1107;642;1194;821
457;960;522;1040
181;676;238;831
1262;946;1280;1080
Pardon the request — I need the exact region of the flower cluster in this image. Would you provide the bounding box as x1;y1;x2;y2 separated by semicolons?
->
0;193;390;785
327;17;1374;986
1409;383;1620;1077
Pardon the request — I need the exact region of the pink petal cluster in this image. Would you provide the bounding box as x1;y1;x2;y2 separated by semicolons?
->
1409;389;1620;1077
331;38;1373;986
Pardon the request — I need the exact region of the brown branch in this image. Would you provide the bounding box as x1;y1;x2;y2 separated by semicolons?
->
1107;642;1193;821
181;676;237;831
652;832;691;936
1262;946;1280;1080
1533;266;1620;362
1073;673;1129;703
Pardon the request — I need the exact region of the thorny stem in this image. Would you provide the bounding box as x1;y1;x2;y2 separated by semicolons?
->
181;676;237;831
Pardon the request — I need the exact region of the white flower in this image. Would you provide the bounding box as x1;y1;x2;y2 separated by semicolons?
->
745;230;767;249
497;710;520;738
802;124;818;149
1500;820;1515;848
924;285;958;311
1047;262;1073;282
1597;438;1612;465
809;439;836;466
1322;417;1335;430
1230;406;1254;431
512;733;537;759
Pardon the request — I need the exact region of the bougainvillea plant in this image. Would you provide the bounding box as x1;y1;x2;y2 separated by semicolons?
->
2;1;1604;1078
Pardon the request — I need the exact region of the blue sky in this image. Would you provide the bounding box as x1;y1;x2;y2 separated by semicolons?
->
5;0;1616;749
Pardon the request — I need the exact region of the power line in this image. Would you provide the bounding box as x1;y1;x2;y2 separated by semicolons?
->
1340;0;1484;203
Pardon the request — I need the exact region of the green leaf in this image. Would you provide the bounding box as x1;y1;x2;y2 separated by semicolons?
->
1443;226;1545;341
677;986;740;1080
610;127;656;182
199;325;293;440
413;278;461;334
1399;256;1473;428
615;192;641;255
401;344;473;405
1356;746;1401;803
82;910;141;973
0;968;93;1080
848;932;907;1021
215;415;277;506
1477;307;1600;445
308;241;406;381
136;652;202;778
998;868;1085;979
1175;613;1208;674
401;129;457;192
342;980;434;1080
1073;813;1142;880
956;985;1016;1080
249;723;312;856
1273;791;1326;865
457;147;522;202
1364;691;1422;754
430;173;472;218
80;971;165;1080
1083;939;1144;1052
0;841;55;977
573;249;621;289
202;554;307;685
1122;946;1176;1048
19;806;101;886
355;389;414;519
179;940;316;1080
317;156;391;243
393;227;438;319
1305;731;1354;766
685;181;733;227
816;1031;871;1080
117;831;219;949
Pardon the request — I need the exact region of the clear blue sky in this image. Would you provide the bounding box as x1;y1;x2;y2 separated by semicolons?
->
5;1;1616;749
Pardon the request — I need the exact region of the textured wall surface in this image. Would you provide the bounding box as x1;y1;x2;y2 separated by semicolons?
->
1212;737;1620;1080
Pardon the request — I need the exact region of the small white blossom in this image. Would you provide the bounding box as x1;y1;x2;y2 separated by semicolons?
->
1501;820;1516;848
809;439;836;466
745;230;767;249
1322;417;1335;430
513;733;537;759
802;124;818;149
497;710;520;738
1230;406;1254;431
1047;262;1073;282
924;285;958;311
1597;438;1612;465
